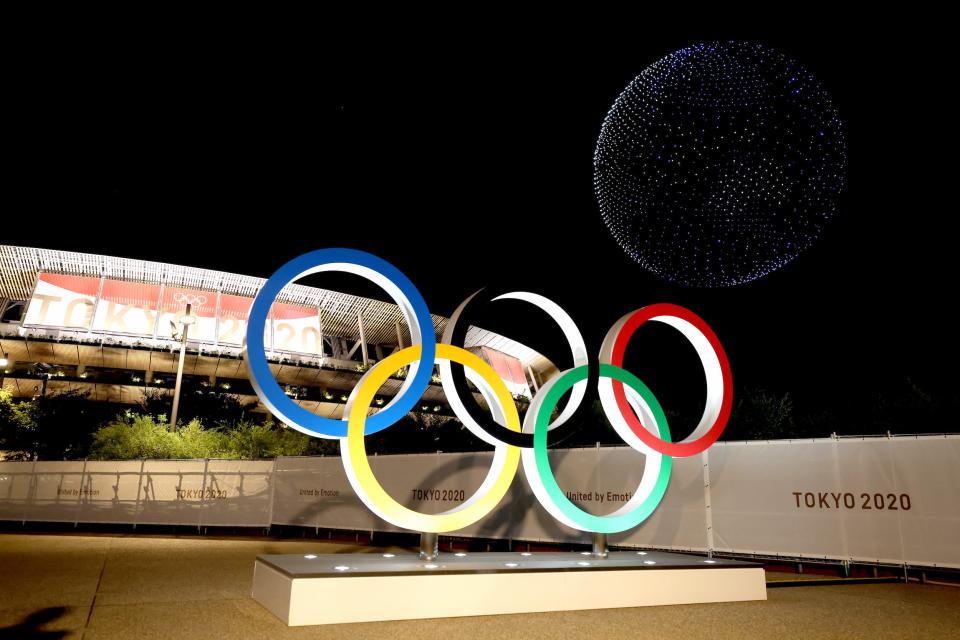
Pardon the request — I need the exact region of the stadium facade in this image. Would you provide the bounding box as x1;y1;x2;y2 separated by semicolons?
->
0;245;557;417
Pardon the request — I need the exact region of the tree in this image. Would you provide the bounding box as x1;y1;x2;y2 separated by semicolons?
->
139;385;258;427
872;378;943;434
0;389;110;460
726;388;795;441
0;389;31;458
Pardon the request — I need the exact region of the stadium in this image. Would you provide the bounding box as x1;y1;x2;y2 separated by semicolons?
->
0;244;556;416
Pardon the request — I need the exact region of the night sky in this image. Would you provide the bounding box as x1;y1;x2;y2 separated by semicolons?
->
10;19;955;437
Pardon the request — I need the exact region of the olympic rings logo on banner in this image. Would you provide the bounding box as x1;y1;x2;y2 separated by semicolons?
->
173;292;208;306
244;248;732;534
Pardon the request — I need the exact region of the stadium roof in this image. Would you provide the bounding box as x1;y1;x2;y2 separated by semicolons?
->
0;245;556;375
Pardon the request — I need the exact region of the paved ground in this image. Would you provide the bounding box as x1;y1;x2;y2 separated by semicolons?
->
1;532;957;639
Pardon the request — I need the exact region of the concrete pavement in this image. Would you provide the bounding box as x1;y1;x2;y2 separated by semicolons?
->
1;532;958;639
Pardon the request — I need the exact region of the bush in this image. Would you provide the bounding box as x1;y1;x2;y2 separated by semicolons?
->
91;414;191;460
224;421;310;459
178;419;231;458
88;413;314;460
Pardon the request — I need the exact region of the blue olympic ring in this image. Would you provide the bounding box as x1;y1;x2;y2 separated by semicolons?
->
244;248;436;438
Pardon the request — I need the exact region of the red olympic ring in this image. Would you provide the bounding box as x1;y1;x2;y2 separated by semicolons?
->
608;303;733;457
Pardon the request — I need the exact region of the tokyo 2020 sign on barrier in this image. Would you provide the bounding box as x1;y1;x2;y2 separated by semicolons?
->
244;249;732;534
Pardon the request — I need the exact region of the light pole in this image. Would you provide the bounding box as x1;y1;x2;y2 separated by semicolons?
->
169;304;196;431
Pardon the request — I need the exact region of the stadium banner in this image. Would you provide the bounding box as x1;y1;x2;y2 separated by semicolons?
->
269;303;323;356
21;273;273;348
155;287;218;343
217;293;254;346
92;280;162;336
22;273;100;330
1;436;957;567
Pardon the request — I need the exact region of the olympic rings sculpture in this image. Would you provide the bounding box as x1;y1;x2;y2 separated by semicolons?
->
245;249;732;534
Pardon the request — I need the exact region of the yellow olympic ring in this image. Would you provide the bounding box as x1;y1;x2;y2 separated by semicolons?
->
341;344;521;533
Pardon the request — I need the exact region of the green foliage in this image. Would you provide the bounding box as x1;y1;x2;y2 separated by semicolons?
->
177;419;230;458
0;389;32;459
872;378;940;433
91;413;188;460
139;386;257;427
224;421;309;459
88;414;316;460
0;389;21;433
2;385;333;460
726;388;795;441
1;389;110;460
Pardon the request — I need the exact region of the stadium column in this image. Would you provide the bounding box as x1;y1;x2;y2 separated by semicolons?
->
357;311;369;367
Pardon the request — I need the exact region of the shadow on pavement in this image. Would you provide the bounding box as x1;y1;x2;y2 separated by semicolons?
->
0;607;72;639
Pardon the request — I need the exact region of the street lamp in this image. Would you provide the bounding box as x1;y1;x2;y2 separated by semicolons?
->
169;304;196;431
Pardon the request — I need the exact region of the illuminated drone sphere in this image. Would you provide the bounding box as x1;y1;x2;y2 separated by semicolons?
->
594;42;846;287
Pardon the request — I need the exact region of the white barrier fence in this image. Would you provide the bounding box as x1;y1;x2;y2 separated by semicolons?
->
1;435;957;568
0;459;276;527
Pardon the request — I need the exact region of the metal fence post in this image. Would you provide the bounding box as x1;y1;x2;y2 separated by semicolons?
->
133;459;145;530
266;456;280;531
702;448;714;557
74;458;88;527
23;459;38;524
198;458;210;533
